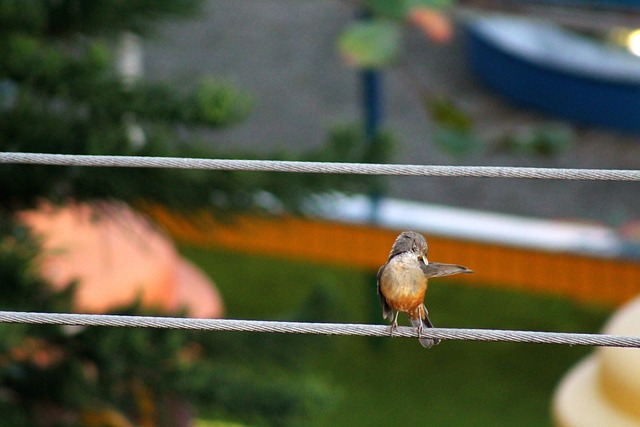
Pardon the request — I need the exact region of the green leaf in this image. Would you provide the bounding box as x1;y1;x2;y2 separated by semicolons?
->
364;0;453;20
337;21;401;69
363;0;406;19
428;96;473;132
193;77;253;126
404;0;453;12
433;126;483;157
427;96;488;157
496;124;574;156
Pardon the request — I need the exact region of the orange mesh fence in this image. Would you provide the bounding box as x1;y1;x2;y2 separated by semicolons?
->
148;206;640;306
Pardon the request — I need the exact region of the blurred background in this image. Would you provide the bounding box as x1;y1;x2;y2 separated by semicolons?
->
1;0;640;426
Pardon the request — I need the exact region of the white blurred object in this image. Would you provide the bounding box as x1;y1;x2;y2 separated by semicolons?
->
553;297;640;426
116;32;144;86
117;33;147;148
309;193;624;258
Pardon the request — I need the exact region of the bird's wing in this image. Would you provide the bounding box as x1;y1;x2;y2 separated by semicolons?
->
421;262;473;278
376;264;394;320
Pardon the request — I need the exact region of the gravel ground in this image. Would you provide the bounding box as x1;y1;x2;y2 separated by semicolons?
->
143;0;640;224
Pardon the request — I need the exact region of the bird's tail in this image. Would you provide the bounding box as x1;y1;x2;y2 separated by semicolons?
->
410;305;440;349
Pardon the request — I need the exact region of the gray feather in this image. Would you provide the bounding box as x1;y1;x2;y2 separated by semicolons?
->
421;262;472;278
388;231;427;258
409;317;440;349
376;264;393;320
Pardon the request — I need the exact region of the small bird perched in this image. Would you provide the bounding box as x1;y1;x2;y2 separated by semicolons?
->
377;231;472;348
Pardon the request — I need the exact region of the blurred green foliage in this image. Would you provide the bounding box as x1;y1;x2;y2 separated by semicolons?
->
495;124;575;157
0;1;396;425
0;0;391;213
365;0;451;19
337;0;452;70
0;224;337;426
338;21;402;69
428;96;482;156
0;0;202;36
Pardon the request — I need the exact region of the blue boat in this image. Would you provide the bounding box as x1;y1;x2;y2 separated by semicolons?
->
465;16;640;132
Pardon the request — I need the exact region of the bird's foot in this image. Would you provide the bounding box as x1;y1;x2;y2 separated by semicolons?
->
389;311;400;337
416;316;441;347
417;320;424;337
389;321;398;337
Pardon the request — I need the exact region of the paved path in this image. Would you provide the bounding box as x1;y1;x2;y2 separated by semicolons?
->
144;0;640;224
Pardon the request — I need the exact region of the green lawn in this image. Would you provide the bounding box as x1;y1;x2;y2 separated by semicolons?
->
181;245;612;427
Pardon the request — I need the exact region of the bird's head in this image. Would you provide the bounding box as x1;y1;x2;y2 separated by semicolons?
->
389;231;428;263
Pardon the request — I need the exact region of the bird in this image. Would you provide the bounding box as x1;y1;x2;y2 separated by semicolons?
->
377;231;472;348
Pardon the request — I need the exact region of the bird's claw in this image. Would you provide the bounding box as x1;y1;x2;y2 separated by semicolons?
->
389;321;398;337
417;312;441;347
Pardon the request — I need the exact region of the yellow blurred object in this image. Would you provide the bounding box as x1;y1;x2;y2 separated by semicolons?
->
80;407;135;427
132;380;156;427
553;296;640;426
195;420;249;427
626;29;640;56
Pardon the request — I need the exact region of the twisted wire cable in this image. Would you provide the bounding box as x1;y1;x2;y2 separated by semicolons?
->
1;152;639;181
0;311;637;348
